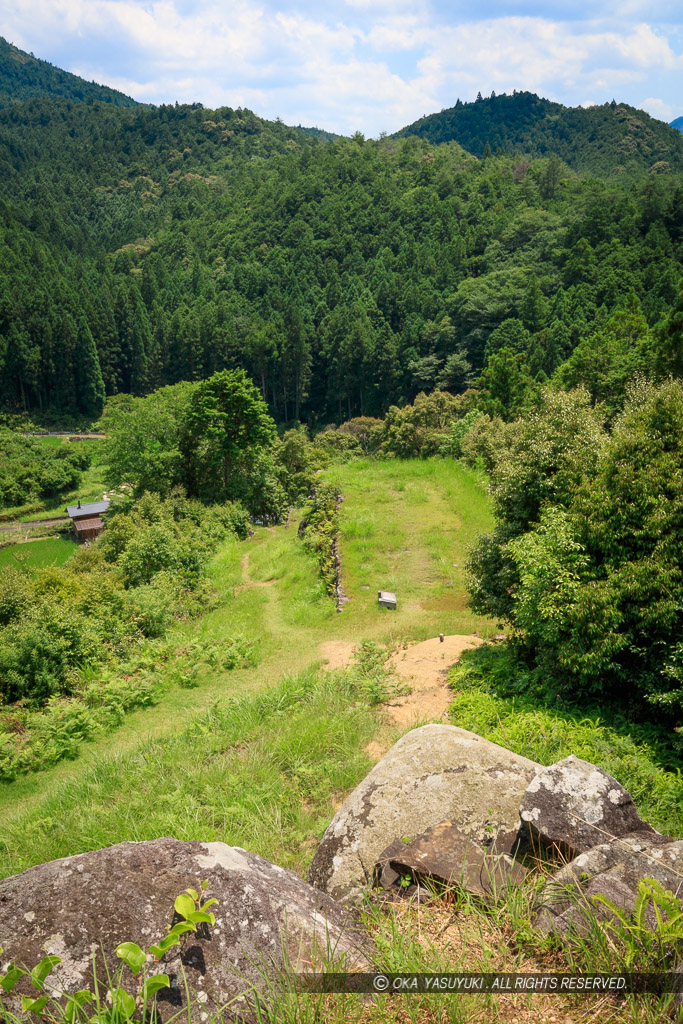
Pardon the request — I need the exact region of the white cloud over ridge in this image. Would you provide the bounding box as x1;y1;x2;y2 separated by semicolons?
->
0;0;681;134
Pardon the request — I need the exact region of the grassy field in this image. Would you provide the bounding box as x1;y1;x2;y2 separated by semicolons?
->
0;535;77;569
0;458;496;873
1;458;680;1024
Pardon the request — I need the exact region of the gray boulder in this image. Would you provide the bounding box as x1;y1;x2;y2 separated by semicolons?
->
0;838;373;1021
535;834;683;938
520;755;656;858
307;724;541;900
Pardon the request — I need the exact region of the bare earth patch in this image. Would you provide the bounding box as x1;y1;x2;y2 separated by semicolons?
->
364;740;390;761
320;640;357;671
385;634;483;727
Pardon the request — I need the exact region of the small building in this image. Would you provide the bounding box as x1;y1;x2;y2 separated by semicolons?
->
66;499;110;543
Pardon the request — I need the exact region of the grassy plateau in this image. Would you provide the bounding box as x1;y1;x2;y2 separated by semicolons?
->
0;457;681;1024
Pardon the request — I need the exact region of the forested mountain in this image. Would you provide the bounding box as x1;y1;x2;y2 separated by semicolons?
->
0;71;681;424
395;91;683;176
0;37;138;108
672;116;683;135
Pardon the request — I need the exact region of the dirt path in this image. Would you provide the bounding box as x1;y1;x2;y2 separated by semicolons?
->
238;551;274;589
384;633;482;727
319;640;357;670
320;633;483;732
0;517;69;531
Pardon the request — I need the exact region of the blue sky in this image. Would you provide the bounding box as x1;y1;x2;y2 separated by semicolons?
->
1;0;681;135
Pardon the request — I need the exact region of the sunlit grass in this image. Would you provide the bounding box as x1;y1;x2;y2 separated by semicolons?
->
0;535;77;568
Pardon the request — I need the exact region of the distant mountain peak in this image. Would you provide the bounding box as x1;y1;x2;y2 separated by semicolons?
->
394;91;683;176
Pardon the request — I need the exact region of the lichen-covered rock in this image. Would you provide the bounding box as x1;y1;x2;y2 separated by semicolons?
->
307;724;541;900
520;755;655;858
534;835;683;937
0;838;372;1021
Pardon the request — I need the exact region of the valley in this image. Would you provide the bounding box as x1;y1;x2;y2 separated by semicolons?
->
0;32;682;1024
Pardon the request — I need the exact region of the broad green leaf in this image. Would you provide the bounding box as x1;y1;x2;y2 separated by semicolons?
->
202;898;218;910
31;954;62;989
168;921;195;938
149;934;180;959
187;910;215;926
64;990;94;1023
21;994;49;1014
111;987;136;1020
185;888;199;902
115;942;146;975
174;894;195;920
1;964;25;994
142;974;170;1000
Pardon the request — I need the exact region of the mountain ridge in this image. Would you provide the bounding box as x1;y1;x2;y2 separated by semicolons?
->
393;91;683;176
0;36;139;107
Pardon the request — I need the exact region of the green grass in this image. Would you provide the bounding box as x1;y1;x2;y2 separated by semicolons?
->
0;456;492;851
0;666;396;879
0;535;77;569
328;458;495;640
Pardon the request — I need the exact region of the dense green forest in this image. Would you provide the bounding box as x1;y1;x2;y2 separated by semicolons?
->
395;90;683;175
0;37;138;108
0;86;681;423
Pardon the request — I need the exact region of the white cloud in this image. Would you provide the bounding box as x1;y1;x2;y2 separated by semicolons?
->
365;17;432;51
413;18;681;104
0;1;681;135
640;96;676;122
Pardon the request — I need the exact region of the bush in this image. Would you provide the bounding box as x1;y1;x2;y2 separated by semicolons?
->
124;578;175;638
0;568;30;625
0;491;250;709
0;429;87;509
0;606;98;704
467;380;683;721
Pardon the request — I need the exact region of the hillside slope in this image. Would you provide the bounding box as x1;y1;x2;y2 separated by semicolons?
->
0;36;138;107
394;91;683;176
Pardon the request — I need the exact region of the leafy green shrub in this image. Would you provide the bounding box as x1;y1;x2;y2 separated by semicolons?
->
298;484;340;595
0;490;249;731
471;380;683;718
0;606;98;704
380;390;467;458
119;524;195;589
0;430;87;509
437;409;485;459
0;568;31;625
124;578;175;638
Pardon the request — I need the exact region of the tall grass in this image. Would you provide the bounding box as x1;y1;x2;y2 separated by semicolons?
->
0;664;394;879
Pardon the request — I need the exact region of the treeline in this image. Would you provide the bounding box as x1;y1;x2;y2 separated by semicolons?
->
464;379;683;726
0;36;138;108
0;97;681;423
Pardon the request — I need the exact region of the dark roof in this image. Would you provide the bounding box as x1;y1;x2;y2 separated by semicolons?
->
66;500;110;518
73;517;104;533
